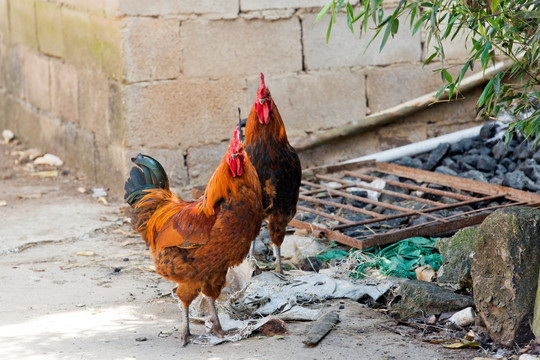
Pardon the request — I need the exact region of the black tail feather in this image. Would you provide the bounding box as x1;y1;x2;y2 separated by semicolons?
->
124;154;169;207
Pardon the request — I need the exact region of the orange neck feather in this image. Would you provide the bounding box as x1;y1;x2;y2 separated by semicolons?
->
245;102;289;144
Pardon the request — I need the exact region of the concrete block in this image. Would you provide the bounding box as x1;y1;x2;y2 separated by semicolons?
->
0;41;5;89
64;122;97;179
15;101;42;147
302;11;422;70
104;0;120;16
5;46;24;99
78;70;109;140
241;0;328;11
117;0;238;16
125;77;246;149
246;69;366;139
39;115;66;159
91;15;124;80
123;17;180;82
62;7;98;70
50;59;79;123
186;141;229;186
0;0;9;43
36;1;65;58
10;0;39;49
23;50;50;112
182;18;302;77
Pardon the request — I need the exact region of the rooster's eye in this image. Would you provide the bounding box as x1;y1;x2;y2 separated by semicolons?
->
258;98;265;105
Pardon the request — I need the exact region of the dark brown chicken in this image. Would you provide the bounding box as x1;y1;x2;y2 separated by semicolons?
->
244;73;302;273
124;128;263;345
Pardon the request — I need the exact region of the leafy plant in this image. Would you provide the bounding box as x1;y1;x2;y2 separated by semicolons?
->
316;0;540;144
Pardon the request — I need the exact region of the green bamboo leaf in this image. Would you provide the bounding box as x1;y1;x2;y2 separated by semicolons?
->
315;1;334;23
442;69;453;83
478;79;494;108
326;17;333;44
380;22;393;52
435;84;449;99
391;18;399;35
481;42;492;67
424;52;438;64
491;0;500;14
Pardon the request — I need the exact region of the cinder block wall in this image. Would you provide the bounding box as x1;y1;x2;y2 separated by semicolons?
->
0;0;481;197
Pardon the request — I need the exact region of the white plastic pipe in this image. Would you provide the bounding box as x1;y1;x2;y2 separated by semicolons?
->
340;125;483;164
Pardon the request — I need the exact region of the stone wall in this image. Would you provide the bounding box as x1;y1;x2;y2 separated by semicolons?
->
0;0;482;197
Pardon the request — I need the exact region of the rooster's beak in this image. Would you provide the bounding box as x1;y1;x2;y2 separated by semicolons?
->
231;153;237;160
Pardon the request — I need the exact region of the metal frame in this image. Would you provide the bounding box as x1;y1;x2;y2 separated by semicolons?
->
291;161;540;249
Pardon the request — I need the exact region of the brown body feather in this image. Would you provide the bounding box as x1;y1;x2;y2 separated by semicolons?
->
244;91;302;252
131;152;263;307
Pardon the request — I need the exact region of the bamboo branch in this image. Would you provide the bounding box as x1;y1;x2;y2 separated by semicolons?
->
291;61;512;152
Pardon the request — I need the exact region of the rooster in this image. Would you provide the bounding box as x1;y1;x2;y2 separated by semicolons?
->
244;73;302;273
124;127;263;345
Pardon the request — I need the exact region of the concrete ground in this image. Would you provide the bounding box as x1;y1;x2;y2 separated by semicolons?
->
0;141;480;360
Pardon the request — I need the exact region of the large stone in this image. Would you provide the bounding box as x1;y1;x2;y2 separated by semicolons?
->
472;207;540;347
181;18;302;77
22;50;50;112
50;59;79;123
436;227;477;290
302;11;422;71
36;1;65;58
10;0;38;48
390;279;474;320
246;69;366;139
123;17;180;82
124;77;246;149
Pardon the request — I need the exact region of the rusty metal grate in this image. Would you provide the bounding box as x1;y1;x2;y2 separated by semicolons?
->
290;160;540;249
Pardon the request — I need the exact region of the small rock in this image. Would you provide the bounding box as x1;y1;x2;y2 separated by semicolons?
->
476;155;497;172
492;141;509;160
0;200;7;207
18;148;42;162
461;170;488;183
396;156;423;168
519;355;540;360
300;256;323;272
503;170;529;190
436;227;476;290
34;154;63;167
435;166;458;176
479;122;498;140
135;337;147;342
77;187;87;194
2;129;14;143
423;143;451;171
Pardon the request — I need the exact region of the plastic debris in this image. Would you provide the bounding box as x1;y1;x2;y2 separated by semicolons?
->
31;170;59;178
2;129;14;143
448;307;476;327
92;188;107;198
415;264;437;282
0;200;7;207
350;237;443;280
34;154;63;167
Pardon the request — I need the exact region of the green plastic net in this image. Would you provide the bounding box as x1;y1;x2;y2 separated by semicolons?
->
349;237;442;280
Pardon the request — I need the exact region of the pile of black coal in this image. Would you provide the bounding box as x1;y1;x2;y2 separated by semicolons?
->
394;122;540;194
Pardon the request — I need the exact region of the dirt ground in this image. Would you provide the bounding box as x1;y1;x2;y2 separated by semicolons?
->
0;140;481;360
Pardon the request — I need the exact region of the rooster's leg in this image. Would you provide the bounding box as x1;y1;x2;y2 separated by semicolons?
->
180;303;191;346
273;244;283;274
208;297;227;338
